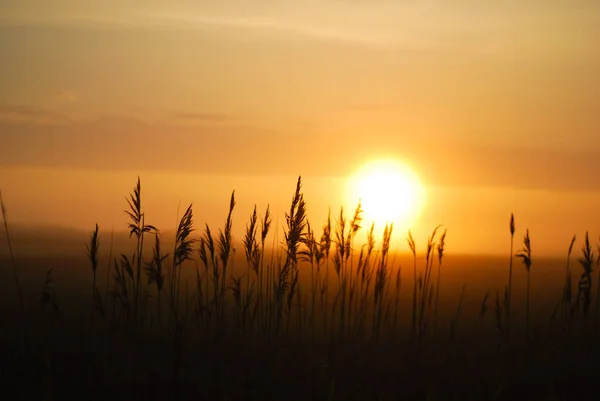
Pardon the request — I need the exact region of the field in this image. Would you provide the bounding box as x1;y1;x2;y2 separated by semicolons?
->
2;178;600;400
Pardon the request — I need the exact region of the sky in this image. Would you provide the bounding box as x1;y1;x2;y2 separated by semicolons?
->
1;0;600;255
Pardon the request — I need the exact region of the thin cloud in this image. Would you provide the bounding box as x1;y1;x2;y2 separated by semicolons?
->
0;11;394;47
1;109;600;191
146;13;394;47
0;3;460;50
168;112;235;125
0;105;70;126
2;1;598;50
345;104;393;112
3;2;591;55
52;89;79;103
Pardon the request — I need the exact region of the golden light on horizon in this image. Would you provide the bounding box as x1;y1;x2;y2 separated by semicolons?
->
346;159;426;233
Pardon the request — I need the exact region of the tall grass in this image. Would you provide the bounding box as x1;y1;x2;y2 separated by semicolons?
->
171;203;195;325
417;225;442;341
242;205;260;333
562;235;576;325
345;202;363;337
373;223;393;340
275;177;306;336
9;174;600;400
259;205;272;330
146;231;167;327
507;213;515;343
320;210;332;335
299;221;319;335
407;230;417;342
577;232;594;318
433;229;447;333
125;177;156;320
103;226;114;314
217;192;236;329
516;228;532;339
86;224;100;322
8;175;594;347
354;222;375;338
595;239;600;331
1;190;23;309
39;267;59;324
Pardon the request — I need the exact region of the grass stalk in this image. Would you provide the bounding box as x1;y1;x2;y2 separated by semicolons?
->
434;229;447;333
563;235;576;326
0;191;23;309
104;226;115;312
86;224;100;323
516;228;532;340
507;213;515;343
407;230;417;342
577;232;594;320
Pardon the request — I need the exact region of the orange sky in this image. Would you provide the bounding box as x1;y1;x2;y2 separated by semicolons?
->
1;1;600;255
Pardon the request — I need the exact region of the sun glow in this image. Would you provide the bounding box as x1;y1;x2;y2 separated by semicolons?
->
346;159;426;231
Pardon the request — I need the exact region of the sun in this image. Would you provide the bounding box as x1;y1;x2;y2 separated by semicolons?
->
346;159;426;231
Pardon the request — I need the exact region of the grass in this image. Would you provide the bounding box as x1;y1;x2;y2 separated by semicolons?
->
507;213;515;343
1;190;23;309
86;224;100;322
516;228;532;339
3;176;600;400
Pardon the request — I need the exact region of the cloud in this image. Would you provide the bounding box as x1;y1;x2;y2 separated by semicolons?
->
145;13;395;47
0;11;391;47
1;107;600;192
2;1;597;56
0;2;501;51
52;89;79;103
0;105;70;126
345;104;392;112
168;112;234;125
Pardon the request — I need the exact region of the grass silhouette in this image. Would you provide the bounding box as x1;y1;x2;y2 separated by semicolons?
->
3;176;600;400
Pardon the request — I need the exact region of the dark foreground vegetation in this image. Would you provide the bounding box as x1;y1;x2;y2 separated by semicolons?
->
2;178;600;400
